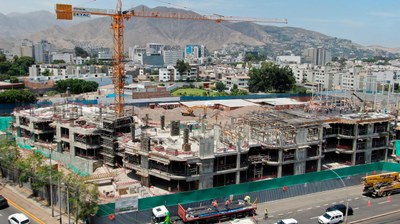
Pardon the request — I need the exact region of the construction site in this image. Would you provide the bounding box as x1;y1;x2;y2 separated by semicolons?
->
11;94;396;203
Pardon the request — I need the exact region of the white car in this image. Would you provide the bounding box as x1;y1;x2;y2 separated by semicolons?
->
8;213;30;224
318;210;343;224
274;218;298;224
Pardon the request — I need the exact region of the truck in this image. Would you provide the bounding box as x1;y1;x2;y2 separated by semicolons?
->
369;181;400;197
362;172;399;195
151;199;257;224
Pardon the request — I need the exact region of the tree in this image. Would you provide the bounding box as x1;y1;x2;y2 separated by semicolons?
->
215;82;226;92
52;60;66;64
0;53;6;63
56;79;99;94
0;89;37;104
75;47;89;58
42;69;51;76
176;59;190;76
248;63;295;93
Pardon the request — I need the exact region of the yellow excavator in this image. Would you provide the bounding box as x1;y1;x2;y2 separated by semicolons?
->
181;105;208;117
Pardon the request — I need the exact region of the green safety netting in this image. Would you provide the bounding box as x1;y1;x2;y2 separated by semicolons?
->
0;116;13;132
395;140;400;156
67;163;89;177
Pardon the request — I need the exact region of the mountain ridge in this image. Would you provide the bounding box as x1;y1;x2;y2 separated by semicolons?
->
0;7;398;58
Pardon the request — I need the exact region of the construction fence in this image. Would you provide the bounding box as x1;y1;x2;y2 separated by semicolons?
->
92;162;400;224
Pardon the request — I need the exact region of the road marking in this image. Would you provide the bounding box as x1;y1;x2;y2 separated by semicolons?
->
354;197;360;200
297;209;303;212
347;199;352;201
269;215;274;218
278;213;284;216
287;211;292;214
4;197;46;224
0;213;2;216
307;207;312;210
324;204;329;206
332;202;337;205
354;207;359;210
316;205;320;208
310;216;319;219
340;200;345;203
378;201;388;205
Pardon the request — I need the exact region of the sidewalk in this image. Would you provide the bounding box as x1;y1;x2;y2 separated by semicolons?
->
0;180;73;224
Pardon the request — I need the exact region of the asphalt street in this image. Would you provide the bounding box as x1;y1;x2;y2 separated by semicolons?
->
223;185;400;224
0;200;38;224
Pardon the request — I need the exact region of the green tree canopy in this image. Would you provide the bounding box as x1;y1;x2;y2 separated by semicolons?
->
0;56;34;76
0;89;37;104
175;59;190;75
215;81;226;92
52;59;66;64
75;47;89;58
56;79;99;94
248;63;295;93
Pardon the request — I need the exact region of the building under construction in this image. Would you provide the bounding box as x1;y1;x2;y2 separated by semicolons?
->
12;103;395;192
13;104;133;174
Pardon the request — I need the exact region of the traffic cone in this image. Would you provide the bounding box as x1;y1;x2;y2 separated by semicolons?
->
388;195;391;203
368;200;371;207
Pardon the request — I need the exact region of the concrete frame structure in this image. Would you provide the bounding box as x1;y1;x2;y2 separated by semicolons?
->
11;102;394;192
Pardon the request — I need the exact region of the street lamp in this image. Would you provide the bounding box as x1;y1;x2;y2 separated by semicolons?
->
322;165;349;224
49;144;54;217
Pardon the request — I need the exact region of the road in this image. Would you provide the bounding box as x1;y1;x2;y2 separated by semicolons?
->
223;184;400;224
0;200;38;224
350;211;400;224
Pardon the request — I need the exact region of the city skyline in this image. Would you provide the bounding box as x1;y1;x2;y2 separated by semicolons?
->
1;0;399;48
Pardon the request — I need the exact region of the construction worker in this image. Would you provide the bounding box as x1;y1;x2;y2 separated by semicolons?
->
264;208;268;219
244;195;251;204
225;199;231;210
212;199;218;210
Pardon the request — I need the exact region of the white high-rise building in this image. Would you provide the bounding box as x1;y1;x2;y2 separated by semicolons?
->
146;43;164;55
34;40;56;64
185;44;206;65
303;47;331;66
163;49;183;66
14;39;34;58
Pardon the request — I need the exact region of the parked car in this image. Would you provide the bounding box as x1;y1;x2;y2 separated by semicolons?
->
8;213;30;224
318;210;343;224
274;218;298;224
0;195;9;208
326;204;353;215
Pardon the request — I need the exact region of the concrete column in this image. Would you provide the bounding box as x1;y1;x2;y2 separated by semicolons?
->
236;140;241;184
351;124;358;165
278;150;283;177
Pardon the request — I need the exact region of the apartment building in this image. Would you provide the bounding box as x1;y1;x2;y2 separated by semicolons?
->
221;75;250;89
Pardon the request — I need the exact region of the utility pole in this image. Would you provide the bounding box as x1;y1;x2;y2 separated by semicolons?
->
58;177;63;224
66;184;70;224
49;145;54;217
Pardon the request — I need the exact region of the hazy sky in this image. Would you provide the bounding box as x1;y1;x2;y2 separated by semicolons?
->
2;0;399;47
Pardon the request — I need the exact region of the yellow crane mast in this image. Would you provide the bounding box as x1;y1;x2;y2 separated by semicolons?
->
55;1;287;117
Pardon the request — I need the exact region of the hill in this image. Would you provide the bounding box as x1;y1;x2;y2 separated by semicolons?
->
0;6;398;58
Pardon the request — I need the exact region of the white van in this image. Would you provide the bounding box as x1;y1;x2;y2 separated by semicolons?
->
318;210;343;224
275;218;298;224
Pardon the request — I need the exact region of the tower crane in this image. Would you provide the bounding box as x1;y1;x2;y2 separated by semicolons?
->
55;1;287;117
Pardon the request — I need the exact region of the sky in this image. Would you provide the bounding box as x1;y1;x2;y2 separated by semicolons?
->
2;0;400;48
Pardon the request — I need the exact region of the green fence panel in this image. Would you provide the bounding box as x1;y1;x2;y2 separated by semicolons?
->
383;162;400;172
98;162;393;216
97;203;115;217
138;162;385;210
